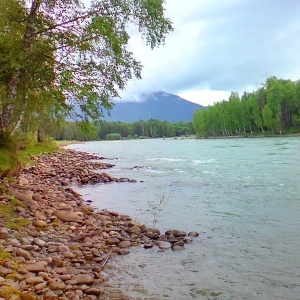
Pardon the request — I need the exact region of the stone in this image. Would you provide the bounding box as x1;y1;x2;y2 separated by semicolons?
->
166;229;187;237
33;238;47;248
15;248;31;260
85;287;104;296
118;241;131;248
155;241;171;249
72;274;94;285
143;243;154;249
21;238;31;245
119;249;130;255
60;274;72;281
63;251;76;259
33;220;47;228
25;276;44;284
128;225;141;234
105;237;120;245
48;279;66;290
0;227;9;239
23;262;46;272
172;245;185;251
49;255;64;267
57;245;69;253
81;204;94;213
0;267;11;276
8;189;39;209
34;282;47;291
188;231;200;237
145;228;160;239
54;210;82;222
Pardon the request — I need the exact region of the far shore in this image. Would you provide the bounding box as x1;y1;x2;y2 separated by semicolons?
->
56;132;300;146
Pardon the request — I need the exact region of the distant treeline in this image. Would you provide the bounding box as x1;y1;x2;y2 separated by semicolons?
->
193;76;300;137
54;119;195;141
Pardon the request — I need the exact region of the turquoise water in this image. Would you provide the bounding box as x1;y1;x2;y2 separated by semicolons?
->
67;137;300;299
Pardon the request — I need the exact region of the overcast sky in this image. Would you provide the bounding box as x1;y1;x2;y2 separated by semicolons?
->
118;0;300;106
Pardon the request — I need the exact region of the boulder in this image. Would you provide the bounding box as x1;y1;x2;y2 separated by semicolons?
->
166;229;187;237
188;231;200;237
118;241;131;248
15;248;31;260
72;274;94;285
23;262;46;273
127;225;141;235
54;210;82;222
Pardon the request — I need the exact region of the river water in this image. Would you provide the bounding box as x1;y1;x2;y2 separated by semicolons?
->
67;137;300;300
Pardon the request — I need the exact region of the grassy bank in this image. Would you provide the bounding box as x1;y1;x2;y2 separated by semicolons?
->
0;140;83;178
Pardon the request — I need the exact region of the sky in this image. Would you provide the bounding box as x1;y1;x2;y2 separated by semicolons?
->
118;0;300;106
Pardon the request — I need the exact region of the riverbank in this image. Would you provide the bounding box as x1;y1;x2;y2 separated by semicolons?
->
0;149;197;299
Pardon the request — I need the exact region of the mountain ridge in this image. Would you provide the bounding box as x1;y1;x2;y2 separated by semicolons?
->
104;91;205;122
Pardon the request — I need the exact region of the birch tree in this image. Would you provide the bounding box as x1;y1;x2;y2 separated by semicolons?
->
0;0;173;142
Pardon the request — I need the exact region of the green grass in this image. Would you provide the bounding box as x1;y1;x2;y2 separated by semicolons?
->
0;196;31;230
17;141;57;165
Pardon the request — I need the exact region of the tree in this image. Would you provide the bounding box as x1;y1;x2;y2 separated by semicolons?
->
0;0;173;142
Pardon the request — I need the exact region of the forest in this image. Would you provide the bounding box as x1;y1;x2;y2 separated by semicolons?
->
193;76;300;137
54;120;194;141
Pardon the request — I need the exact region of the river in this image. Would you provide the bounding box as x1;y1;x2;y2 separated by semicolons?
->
66;137;300;300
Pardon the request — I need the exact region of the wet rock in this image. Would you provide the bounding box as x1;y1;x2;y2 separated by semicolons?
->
166;229;187;237
188;231;200;237
143;243;154;249
128;225;141;235
118;241;131;248
145;227;160;239
171;245;185;251
119;249;130;255
155;241;171;250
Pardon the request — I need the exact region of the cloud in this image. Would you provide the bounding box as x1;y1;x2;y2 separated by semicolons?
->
119;0;300;106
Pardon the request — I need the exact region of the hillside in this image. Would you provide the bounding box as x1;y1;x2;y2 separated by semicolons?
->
104;91;205;122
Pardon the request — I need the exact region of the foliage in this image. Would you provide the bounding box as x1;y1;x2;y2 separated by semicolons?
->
54;120;195;141
0;138;58;177
106;133;122;140
0;286;38;300
193;77;300;137
0;0;173;140
0;194;31;230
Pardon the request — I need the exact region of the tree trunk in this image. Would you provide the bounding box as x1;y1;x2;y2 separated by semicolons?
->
37;129;44;143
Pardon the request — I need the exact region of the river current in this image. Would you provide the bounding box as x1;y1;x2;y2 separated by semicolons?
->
67;137;300;300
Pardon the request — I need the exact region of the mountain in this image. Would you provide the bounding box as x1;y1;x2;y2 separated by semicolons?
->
104;91;205;122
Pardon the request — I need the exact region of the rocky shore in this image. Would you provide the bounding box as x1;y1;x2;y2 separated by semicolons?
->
0;149;199;300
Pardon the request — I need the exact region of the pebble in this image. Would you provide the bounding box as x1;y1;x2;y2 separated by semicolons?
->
0;149;200;299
